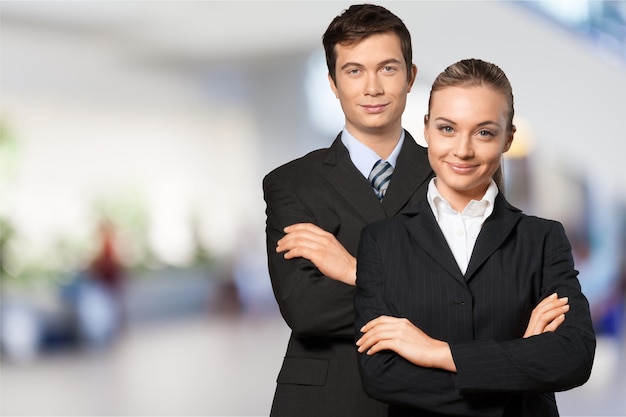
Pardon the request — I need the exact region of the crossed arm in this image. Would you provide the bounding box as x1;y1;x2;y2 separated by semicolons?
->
277;222;569;345
353;220;595;407
276;223;358;286
356;293;569;372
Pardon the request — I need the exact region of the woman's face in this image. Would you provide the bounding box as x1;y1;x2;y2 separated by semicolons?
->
424;85;514;210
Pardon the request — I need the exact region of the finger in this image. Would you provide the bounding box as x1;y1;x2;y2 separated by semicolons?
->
278;230;316;245
277;234;321;253
533;296;568;318
284;223;314;232
278;229;331;250
534;299;569;322
534;293;563;312
360;316;394;333
366;340;393;355
284;223;328;236
535;293;558;309
357;331;381;353
358;329;397;353
544;313;566;333
524;300;569;337
358;323;404;349
358;323;395;349
543;303;570;324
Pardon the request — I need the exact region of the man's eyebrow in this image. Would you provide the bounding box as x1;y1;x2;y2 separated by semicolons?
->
339;58;403;71
340;62;364;71
379;58;403;66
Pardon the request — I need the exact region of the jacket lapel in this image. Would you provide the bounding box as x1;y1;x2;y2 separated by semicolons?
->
405;200;467;287
464;194;523;281
382;131;433;217
324;135;387;224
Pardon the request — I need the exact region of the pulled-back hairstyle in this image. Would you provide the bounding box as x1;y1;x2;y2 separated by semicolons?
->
323;4;413;84
425;59;515;192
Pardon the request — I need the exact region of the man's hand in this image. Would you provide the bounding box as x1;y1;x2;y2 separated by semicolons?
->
356;316;457;372
524;293;569;338
276;223;357;286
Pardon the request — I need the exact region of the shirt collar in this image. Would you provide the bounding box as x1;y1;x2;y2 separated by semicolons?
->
427;178;499;222
340;127;405;179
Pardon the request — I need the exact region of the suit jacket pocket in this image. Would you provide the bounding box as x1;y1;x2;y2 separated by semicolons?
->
277;357;329;386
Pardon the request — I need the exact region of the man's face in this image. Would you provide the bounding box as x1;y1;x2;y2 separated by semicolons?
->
329;32;416;141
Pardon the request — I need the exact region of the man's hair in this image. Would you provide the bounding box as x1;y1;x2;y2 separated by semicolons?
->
322;4;413;84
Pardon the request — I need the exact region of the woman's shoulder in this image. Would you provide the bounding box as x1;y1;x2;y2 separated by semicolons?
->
363;212;416;239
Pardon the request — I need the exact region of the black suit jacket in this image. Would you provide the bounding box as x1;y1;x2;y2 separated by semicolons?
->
263;131;433;417
354;194;596;417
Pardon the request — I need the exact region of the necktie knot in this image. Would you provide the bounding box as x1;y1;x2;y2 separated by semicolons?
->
369;160;393;201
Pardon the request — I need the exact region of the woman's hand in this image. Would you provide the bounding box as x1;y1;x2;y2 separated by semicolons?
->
524;293;569;338
356;315;457;372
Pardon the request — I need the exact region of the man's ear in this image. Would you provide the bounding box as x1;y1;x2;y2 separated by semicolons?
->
407;64;418;92
328;73;339;99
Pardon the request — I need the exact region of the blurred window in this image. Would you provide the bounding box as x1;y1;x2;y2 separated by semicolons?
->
516;0;626;66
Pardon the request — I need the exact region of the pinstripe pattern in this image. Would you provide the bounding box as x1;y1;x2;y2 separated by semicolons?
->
354;195;595;417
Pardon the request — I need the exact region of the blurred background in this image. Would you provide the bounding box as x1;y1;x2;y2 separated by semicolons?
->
1;1;625;416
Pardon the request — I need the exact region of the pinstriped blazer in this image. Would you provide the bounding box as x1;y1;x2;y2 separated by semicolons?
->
354;194;596;417
263;131;433;417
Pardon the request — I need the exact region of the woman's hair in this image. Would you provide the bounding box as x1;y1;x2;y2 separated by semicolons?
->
322;4;413;84
425;59;515;192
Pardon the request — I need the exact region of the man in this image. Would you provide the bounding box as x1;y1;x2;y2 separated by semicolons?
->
262;4;433;416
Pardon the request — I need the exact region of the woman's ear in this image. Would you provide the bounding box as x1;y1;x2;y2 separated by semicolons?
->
423;114;430;144
503;124;516;153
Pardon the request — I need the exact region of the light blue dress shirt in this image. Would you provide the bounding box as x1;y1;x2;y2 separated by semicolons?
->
340;127;405;179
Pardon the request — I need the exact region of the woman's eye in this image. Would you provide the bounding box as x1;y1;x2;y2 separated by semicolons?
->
439;126;454;133
478;130;494;137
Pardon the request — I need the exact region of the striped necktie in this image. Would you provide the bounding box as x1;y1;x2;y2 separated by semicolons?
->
369;159;393;201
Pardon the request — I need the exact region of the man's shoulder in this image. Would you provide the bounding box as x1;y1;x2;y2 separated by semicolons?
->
269;148;328;173
264;137;342;183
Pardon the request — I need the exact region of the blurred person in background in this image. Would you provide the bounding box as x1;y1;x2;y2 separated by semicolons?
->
89;219;125;309
64;218;125;348
354;58;596;416
262;4;431;416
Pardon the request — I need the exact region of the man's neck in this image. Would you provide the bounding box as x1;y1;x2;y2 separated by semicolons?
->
346;126;403;160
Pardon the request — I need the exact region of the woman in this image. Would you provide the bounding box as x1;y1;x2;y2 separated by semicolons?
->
354;59;595;416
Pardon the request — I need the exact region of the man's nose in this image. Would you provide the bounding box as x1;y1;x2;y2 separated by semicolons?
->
364;73;383;96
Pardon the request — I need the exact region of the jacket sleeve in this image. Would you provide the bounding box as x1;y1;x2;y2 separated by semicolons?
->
263;170;356;339
354;226;508;416
354;221;596;415
450;221;596;393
